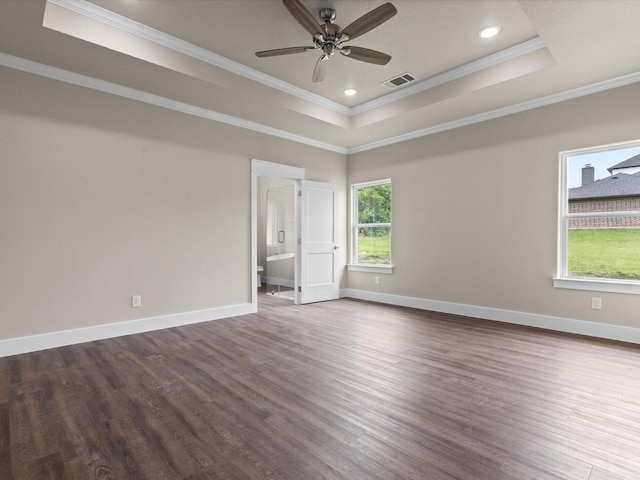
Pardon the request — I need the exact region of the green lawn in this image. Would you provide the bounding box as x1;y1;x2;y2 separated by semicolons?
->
358;233;391;264
568;229;640;280
357;229;640;278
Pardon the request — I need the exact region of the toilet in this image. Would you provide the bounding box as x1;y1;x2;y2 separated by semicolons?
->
257;265;264;287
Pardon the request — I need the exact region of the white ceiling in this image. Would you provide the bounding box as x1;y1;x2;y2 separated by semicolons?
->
2;0;640;153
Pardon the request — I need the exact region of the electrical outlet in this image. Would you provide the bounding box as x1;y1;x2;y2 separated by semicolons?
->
132;295;142;308
374;276;380;285
591;297;602;310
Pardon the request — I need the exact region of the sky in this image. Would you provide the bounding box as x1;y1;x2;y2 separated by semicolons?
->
567;145;640;189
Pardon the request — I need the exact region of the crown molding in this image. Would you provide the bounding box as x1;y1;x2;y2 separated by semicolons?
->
47;0;546;119
3;50;640;155
0;52;348;154
2;51;639;156
47;0;351;115
349;36;547;116
347;70;640;154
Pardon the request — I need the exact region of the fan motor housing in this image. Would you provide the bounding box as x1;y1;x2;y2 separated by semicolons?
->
319;8;336;23
321;23;339;40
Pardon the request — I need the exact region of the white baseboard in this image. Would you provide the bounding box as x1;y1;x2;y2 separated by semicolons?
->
340;288;640;345
5;290;638;358
0;303;254;358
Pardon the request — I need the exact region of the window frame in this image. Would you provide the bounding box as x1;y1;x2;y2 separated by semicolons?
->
554;140;640;294
348;179;393;274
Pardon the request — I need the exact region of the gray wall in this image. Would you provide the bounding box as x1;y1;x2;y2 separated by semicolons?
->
2;62;639;344
347;82;640;328
0;66;347;340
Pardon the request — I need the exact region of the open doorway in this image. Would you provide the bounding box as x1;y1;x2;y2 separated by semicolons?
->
251;160;305;310
260;178;296;300
251;159;340;311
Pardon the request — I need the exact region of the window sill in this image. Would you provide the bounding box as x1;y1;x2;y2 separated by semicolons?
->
553;277;640;295
348;264;394;274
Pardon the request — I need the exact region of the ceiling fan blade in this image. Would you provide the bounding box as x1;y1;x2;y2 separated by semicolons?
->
256;46;314;57
312;55;330;83
282;0;322;36
340;46;391;65
340;3;397;41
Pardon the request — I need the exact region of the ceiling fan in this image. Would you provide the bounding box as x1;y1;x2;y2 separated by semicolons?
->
255;0;397;83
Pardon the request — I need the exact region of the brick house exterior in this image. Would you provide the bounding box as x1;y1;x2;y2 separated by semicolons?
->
568;156;640;229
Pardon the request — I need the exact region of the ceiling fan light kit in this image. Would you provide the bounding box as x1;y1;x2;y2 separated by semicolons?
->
255;0;397;82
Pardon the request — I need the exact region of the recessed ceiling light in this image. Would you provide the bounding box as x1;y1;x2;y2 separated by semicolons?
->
479;25;501;39
344;88;357;96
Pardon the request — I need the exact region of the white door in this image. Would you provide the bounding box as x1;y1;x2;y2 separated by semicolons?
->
297;180;339;304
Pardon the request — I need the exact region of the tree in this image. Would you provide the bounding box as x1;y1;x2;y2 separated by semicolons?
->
358;184;391;236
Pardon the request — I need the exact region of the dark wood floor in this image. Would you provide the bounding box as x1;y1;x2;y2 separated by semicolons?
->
2;294;640;480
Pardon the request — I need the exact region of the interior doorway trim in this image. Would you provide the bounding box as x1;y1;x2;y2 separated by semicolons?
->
251;159;305;309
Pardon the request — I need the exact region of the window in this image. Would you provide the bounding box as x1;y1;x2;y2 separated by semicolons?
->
555;141;640;294
349;180;392;273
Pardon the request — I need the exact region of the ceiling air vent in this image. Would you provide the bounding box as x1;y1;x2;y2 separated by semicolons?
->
381;72;416;90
